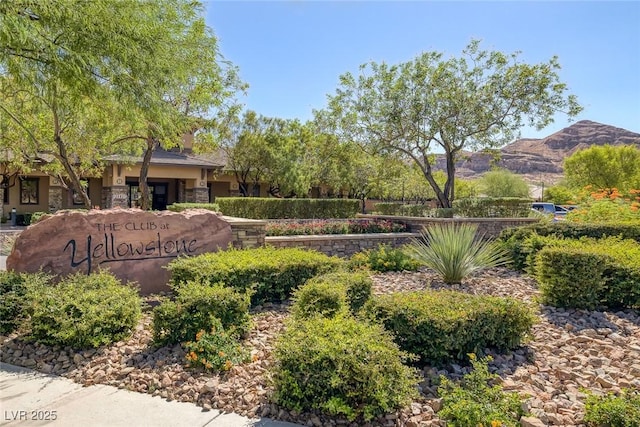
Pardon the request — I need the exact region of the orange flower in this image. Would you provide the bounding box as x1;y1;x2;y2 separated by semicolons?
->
224;360;233;370
196;330;205;341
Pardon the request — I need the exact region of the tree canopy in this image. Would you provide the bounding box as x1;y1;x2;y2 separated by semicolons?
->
564;144;640;193
478;168;530;198
0;0;244;209
319;39;582;208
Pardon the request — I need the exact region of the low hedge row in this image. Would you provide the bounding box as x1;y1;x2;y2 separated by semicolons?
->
499;222;640;272
533;237;640;310
363;290;535;365
452;197;532;218
215;197;360;219
167;203;221;212
167;247;343;305
266;219;408;236
373;203;453;218
500;222;640;251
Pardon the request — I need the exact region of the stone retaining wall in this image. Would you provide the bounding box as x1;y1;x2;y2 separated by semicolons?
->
265;232;419;258
358;215;540;239
223;216;267;249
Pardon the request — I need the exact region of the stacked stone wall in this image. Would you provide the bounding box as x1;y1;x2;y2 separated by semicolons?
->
265;233;418;257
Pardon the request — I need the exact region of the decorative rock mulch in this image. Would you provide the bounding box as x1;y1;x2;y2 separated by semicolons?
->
2;268;639;427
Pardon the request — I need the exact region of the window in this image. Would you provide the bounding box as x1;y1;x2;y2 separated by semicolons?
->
2;187;7;204
20;177;39;205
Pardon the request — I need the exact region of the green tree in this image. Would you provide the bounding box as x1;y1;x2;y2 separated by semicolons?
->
544;184;576;204
223;112;312;198
478;168;530;198
319;40;581;208
221;110;269;196
564;144;640;193
0;0;243;209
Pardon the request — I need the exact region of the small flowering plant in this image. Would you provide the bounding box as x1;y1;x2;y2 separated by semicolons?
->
184;318;250;372
266;219;408;236
566;186;640;224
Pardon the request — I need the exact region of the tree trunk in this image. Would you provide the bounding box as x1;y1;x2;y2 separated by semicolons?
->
54;134;91;208
138;137;155;210
443;151;456;208
420;154;449;208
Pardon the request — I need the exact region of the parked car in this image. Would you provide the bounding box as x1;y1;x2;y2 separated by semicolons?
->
561;205;579;211
531;202;568;221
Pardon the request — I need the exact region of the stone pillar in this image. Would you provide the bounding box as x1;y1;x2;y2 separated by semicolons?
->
177;180;186;203
102;186;129;209
184;179;209;204
192;187;209;204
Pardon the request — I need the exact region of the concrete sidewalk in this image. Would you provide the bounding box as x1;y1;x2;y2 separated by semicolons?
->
1;363;302;427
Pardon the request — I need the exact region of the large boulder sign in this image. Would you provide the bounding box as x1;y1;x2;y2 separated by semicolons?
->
7;208;233;294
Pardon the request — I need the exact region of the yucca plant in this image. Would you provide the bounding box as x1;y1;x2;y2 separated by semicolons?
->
406;223;509;284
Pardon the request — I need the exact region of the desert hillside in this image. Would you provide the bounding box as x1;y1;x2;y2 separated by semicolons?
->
435;120;640;184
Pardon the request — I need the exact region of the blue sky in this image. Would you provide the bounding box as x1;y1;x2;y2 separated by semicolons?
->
205;1;640;140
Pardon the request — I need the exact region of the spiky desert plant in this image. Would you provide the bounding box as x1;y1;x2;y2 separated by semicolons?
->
406;223;509;284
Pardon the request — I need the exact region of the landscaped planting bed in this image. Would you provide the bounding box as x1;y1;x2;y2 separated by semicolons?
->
2;267;640;426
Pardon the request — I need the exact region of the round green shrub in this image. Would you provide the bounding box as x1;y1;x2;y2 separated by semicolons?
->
167;247;343;306
364;290;535;365
28;271;141;349
584;389;640;427
153;281;251;346
290;280;350;320
0;271;50;335
306;271;373;314
272;316;419;422
348;244;422;273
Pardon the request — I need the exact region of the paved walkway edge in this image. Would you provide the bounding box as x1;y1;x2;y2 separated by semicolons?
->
0;363;300;427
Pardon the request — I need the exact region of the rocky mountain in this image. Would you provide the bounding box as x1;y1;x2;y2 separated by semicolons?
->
436;120;640;184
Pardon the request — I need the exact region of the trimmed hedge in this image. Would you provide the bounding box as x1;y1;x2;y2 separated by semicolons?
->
363;290;535;365
215;197;359;219
28;272;141;349
373;203;453;218
167;203;220;212
272;316;418;421
167;247;343;305
533;237;640;310
290;280;349;320
266;218;408;236
452;197;532;218
498;222;640;271
292;271;373;318
499;222;640;244
152;281;251;346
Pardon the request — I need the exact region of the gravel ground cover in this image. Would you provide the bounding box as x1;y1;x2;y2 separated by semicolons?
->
2;268;639;427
